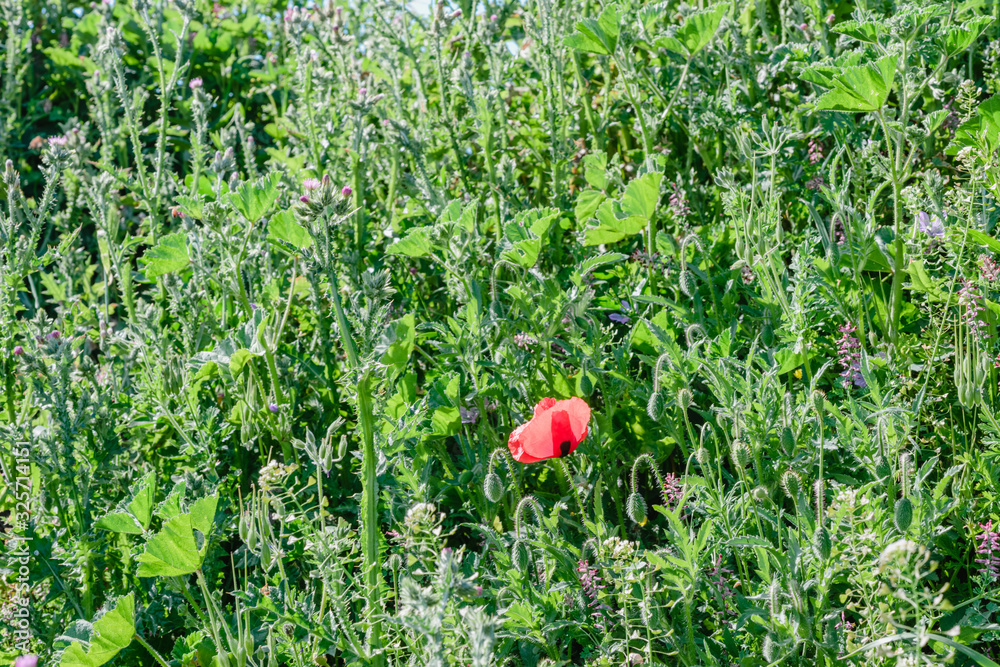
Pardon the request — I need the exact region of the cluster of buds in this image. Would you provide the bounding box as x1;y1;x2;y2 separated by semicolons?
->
295;174;353;218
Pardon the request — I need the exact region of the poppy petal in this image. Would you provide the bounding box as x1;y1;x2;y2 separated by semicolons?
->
507;397;591;463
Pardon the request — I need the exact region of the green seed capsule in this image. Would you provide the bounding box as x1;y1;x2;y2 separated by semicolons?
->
458;470;473;486
679;270;697;298
812;525;831;561
626;492;648;526
731;440;751;468
647;390;665;421
894;497;913;533
512;540;530;572
484;472;504;503
780;426;795;455
781;470;802;499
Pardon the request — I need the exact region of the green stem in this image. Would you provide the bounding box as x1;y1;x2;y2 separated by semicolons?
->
134;634;171;667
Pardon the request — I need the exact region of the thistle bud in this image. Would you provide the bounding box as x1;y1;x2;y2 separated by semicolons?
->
893;497;913;533
626;492;648;526
730;440;751;468
484;472;504;503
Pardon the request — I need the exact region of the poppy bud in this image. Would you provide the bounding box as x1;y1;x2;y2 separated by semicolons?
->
730;440;751;468
778;427;794;456
780;470;802;499
677;388;692;411
695;446;711;466
679;270;696;298
646;390;664;421
458;470;473;486
387;553;402;571
768;578;781;614
626;492;647;526
484;472;504;503
511;539;530;572
752;486;769;502
875;455;891;479
812;525;831;561
762;634;777;663
787;578;805;614
811;389;825;416
893;497;913;533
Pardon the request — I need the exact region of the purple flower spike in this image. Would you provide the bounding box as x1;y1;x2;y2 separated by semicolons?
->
917;211;945;238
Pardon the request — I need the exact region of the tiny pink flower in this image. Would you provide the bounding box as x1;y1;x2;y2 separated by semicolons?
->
48;136;67;147
13;345;24;356
303;178;321;191
189;77;203;89
341;186;352;198
15;656;39;667
299;195;310;203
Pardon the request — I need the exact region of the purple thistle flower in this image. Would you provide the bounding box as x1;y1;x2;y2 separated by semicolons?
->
15;656;38;667
917;211;945;238
341;185;353;198
303;178;321;191
48;136;67;147
13;345;23;356
299;195;310;203
268;403;279;414
189;77;203;89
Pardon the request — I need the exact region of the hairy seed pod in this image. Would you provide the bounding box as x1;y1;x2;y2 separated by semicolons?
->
762;633;778;662
695;446;711;466
627;492;648;526
768;578;781;614
484;472;504;503
730;440;751;468
787;578;805;614
780;426;795;455
780;470;802;499
512;539;530;572
647;390;665;421
677;388;692;411
811;389;825;417
894;497;913;533
679;270;697;298
875;455;891;480
812;526;831;561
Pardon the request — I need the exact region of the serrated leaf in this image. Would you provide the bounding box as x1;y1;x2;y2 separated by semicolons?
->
95;472;156;534
578;252;627;276
268;210;313;249
380;312;416;373
583;153;608;190
155;480;187;521
142;232;190;279
227;172;281;222
815;55;895;113
137;494;218;577
942;16;993;56
621;172;663;220
948;94;1000;154
58;594;135;667
501;208;558;268
583;199;648;246
575;190;607;224
563;3;620;55
655;3;727;57
387;228;433;257
174;194;205;219
831;19;884;43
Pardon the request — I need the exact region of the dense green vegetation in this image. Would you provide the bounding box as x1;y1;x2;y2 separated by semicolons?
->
2;0;1000;665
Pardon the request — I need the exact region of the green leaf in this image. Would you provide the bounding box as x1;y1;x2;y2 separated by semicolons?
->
57;594;135;667
575;190;607;225
431;406;461;436
583;153;608;190
268;210;313;249
948;94;1000;154
501;207;559;268
387;228;433;257
380;313;416;373
155;480;186;521
563;4;620;55
96;472;156;534
655;3;727;57
227;172;281;222
583;199;647;246
137;494;218;577
174;195;204;219
942;16;993;56
621;172;663;220
815;55;896;113
831;19;884;43
966;228;1000;254
142;232;190;279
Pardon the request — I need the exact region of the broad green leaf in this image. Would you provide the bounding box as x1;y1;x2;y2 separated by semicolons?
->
501;208;558;268
966;228;1000;254
380;313;416;373
58;594;135;667
96;472;156;534
439;200;478;232
174;194;205;219
137;494;218;577
583;153;608;190
227;172;281;222
815;55;895;113
575;190;607;225
142;232;190;279
942;16;993;56
563;4;620;55
268;210;313;249
948;94;1000;154
155;480;187;521
798;52;864;88
583;199;648;246
656;3;727;57
831;19;884;43
387;228;433;257
621;172;663;220
431;406;461;436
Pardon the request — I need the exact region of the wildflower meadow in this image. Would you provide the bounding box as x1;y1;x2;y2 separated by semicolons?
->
3;0;1000;665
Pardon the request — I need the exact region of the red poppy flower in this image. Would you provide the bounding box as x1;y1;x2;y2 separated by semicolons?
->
508;397;591;463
